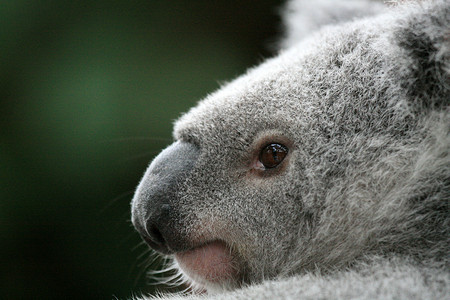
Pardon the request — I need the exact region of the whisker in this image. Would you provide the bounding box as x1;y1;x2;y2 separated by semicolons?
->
100;190;134;214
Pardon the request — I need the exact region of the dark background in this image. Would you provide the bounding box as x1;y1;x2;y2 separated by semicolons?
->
0;1;283;299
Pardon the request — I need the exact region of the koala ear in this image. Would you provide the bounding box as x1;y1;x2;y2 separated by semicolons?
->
280;0;385;49
394;2;450;110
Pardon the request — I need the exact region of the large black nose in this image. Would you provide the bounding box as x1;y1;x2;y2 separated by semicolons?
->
131;141;199;254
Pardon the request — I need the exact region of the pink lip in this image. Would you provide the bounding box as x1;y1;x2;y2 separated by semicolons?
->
175;240;237;283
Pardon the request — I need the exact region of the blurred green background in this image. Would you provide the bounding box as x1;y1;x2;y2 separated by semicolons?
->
0;1;282;299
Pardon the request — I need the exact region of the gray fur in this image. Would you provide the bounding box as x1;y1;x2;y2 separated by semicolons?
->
131;0;450;299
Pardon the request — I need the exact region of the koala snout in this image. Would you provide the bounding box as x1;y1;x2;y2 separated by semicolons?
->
131;141;199;254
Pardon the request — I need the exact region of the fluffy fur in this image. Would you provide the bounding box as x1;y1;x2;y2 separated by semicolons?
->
131;0;450;299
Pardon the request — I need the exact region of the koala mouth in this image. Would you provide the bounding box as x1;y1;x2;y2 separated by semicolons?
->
174;240;239;285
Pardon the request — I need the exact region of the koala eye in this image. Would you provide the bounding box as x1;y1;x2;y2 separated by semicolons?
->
259;143;288;169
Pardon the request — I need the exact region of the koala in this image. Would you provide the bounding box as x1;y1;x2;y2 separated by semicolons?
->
131;0;450;299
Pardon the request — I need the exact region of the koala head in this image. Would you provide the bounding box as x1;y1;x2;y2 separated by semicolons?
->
131;0;449;293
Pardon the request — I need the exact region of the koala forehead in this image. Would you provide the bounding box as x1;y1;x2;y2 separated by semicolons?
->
173;55;306;149
173;15;394;150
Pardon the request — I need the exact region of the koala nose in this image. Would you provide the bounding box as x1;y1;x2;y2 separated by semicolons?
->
131;141;199;254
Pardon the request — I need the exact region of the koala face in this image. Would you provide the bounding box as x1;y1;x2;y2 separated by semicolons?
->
132;38;380;290
132;46;325;290
131;0;449;293
132;56;307;290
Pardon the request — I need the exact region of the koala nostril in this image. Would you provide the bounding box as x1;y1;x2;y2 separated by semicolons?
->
148;224;166;247
141;204;173;253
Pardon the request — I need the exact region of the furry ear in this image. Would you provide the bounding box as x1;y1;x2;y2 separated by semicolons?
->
280;0;386;49
394;1;450;111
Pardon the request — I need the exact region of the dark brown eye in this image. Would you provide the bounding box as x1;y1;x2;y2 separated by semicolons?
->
259;143;288;169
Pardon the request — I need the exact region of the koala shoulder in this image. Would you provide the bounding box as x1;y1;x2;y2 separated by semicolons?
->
138;259;450;300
